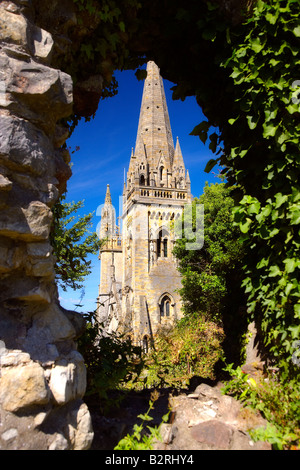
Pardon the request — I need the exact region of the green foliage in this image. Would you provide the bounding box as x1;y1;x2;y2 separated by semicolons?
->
114;391;169;450
216;0;300;376
77;311;144;411
141;315;225;389
222;363;300;450
174;182;245;320
50;195;102;291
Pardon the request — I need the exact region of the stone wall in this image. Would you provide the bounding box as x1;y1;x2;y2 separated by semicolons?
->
0;0;94;449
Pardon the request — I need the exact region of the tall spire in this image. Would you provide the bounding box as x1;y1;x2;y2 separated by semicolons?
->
134;61;174;168
104;183;112;204
99;184;116;239
126;61;190;197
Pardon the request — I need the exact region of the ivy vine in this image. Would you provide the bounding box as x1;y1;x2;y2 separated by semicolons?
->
206;0;300;375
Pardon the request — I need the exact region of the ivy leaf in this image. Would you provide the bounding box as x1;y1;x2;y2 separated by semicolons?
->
209;132;219;153
284;258;297;273
119;21;125;32
275;193;288;208
137;413;153;421
228;116;239;125
202;28;216;41
263;122;278;138
248;201;260;214
269;265;281;277
81;43;94;59
250;37;264;53
266;11;278;24
247;113;260;130
293;25;300;37
289;208;300;225
240;218;252;233
190;121;210;144
294;304;300;318
204;158;218;173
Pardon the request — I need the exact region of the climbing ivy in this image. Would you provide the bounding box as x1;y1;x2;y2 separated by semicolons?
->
216;0;300;376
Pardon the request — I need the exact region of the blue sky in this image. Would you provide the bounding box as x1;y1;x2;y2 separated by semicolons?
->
58;67;220;313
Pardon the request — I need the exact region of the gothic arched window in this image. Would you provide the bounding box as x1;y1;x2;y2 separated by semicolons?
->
159;166;164;181
140;174;145;186
157;228;169;258
156;228;169;258
160;295;171;318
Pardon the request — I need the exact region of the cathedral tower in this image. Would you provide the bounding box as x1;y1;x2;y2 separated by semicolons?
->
98;61;191;348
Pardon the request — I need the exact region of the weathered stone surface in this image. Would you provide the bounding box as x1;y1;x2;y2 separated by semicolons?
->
0;53;72;134
0;349;31;367
0;237;25;273
27;241;52;258
49;351;86;405
22;305;77;362
48;433;69;450
68;402;94;450
1;428;19;443
0;1;93;450
26;241;54;278
0;361;50;412
30;25;54;60
0;276;51;304
0;114;55;175
0;174;12;191
73;74;103;117
54;150;72;194
0;8;28;47
0;201;52;241
191;419;234;449
153;383;272;451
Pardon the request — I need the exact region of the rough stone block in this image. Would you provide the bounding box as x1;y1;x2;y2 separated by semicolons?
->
0;8;28;48
0;201;52;241
49;351;87;405
0;115;55;175
0;361;50;412
191;419;234;449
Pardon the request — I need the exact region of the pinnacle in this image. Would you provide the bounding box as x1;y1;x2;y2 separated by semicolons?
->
104;183;112;204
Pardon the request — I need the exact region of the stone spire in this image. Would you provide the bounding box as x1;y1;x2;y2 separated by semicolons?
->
133;61;175;170
125;61;191;196
172;137;186;189
173;137;184;167
104;182;112;204
99;184;116;239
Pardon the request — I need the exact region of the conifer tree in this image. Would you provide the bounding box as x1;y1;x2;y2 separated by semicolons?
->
50;194;102;291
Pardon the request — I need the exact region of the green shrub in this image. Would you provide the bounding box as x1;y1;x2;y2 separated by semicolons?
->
222;363;300;450
141;315;225;389
114;391;169;450
77;311;144;411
